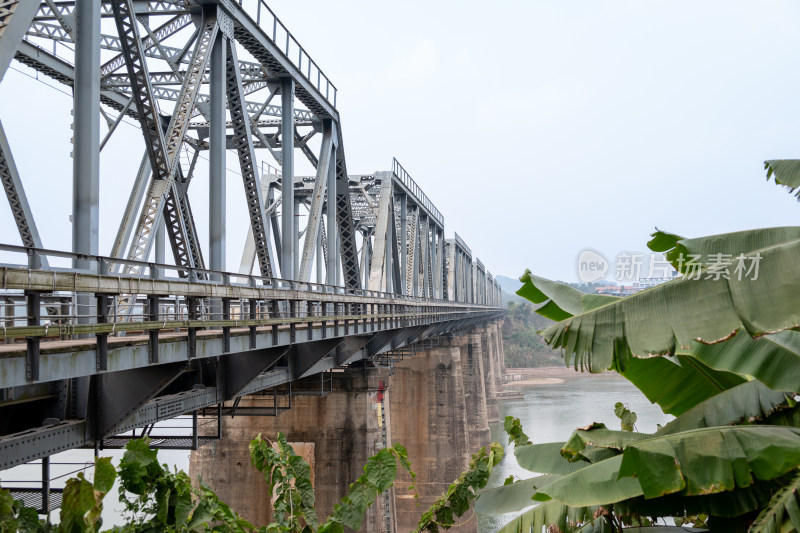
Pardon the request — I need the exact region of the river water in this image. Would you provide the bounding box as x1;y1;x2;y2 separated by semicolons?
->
478;371;674;533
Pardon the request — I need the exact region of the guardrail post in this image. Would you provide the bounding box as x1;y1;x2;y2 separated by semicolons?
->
148;295;159;363
307;301;314;339
96;294;109;371
41;455;50;514
25;290;40;382
222;297;231;353
187;297;197;358
289;300;296;343
332;302;339;337
27;249;41;270
270;300;279;346
249;298;258;349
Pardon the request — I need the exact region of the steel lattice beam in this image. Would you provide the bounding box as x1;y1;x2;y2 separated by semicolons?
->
0;119;47;265
0;0;40;83
225;38;275;277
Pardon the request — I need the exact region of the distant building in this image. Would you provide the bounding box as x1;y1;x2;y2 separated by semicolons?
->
594;273;679;297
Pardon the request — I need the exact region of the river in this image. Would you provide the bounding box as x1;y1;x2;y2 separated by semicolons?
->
478;369;674;533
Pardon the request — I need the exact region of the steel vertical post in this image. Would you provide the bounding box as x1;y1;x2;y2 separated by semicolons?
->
399;193;407;295
280;78;295;279
154;217;165;265
72;0;100;267
209;33;227;277
326;139;337;285
72;0;100;333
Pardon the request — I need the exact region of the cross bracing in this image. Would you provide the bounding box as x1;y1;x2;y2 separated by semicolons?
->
0;0;504;480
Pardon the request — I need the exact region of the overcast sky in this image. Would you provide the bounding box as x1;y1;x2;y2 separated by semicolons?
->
2;0;800;283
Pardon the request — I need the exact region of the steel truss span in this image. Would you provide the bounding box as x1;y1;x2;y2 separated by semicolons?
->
0;0;504;483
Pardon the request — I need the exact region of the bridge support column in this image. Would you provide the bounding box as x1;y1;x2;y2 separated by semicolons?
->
461;332;491;450
479;325;500;423
387;335;475;533
189;369;392;530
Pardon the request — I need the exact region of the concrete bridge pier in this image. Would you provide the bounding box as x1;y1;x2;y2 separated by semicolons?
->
478;325;501;423
461;332;491;450
489;320;506;391
188;323;504;533
388;331;492;533
189;369;392;530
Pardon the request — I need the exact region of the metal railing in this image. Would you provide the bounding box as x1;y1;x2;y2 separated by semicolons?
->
454;232;472;257
237;0;338;107
391;158;444;226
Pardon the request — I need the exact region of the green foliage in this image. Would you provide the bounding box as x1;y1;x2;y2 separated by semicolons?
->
413;442;503;533
503;416;531;446
249;433;416;533
497;178;800;531
249;433;318;532
749;469;800;532
321;444;414;532
502;302;563;368
613;403;637;432
0;487;44;533
114;438;256;532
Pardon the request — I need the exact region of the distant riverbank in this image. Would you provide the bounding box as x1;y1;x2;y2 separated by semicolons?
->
503;365;614;386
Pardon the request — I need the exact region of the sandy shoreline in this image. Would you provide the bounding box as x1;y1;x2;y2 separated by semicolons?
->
503;366;614;386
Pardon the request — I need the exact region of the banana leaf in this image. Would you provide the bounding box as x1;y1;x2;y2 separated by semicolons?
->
765;159;800;199
749;469;800;533
561;426;652;461
515;441;617;477
618;426;800;500
647;226;800;272
537;426;800;506
616;353;745;416
684;330;800;393
518;269;619;321
516;273;748;415
495;499;598;533
536;239;800;388
474;475;559;515
656;380;796;436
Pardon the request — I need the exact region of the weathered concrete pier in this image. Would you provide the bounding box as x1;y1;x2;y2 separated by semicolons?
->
190;320;505;532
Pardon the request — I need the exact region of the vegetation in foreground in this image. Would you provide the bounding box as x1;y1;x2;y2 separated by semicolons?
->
1;433;501;532
474;162;800;532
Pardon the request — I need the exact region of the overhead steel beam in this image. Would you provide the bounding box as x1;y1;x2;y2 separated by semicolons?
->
0;0;40;83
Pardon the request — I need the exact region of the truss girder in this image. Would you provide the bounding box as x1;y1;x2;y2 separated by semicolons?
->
0;119;47;263
113;2;217;269
225;39;274;277
334;140;361;289
298;121;333;282
34;1;187;21
405;208;417;296
99;13;193;77
368;175;394;292
0;0;40;83
420;215;430;298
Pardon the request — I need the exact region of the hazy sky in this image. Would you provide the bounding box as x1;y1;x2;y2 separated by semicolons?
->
2;0;800;283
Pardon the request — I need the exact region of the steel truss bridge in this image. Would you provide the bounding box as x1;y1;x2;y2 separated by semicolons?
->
0;0;503;510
